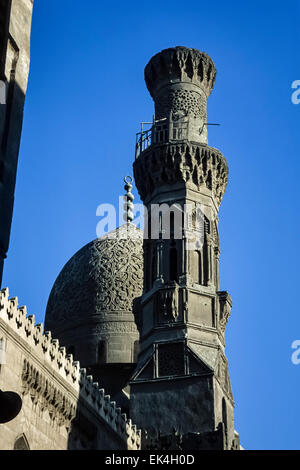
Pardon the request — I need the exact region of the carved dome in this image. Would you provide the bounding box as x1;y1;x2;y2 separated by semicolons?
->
44;223;143;367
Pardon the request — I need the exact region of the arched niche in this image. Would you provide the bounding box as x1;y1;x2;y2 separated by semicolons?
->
14;434;30;450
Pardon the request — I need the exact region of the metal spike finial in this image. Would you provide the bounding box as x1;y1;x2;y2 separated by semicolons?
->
123;176;134;223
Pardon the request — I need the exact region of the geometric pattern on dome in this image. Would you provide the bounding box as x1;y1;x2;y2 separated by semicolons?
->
45;223;143;330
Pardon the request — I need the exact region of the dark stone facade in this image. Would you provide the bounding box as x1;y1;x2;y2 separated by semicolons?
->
0;0;33;285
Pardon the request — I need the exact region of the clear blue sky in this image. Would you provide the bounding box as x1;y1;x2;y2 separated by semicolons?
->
3;0;300;450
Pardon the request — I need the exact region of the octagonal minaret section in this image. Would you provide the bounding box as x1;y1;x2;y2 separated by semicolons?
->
144;46;216;146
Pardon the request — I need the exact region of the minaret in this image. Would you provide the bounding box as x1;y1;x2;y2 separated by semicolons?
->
130;47;238;450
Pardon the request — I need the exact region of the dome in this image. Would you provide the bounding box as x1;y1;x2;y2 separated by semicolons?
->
44;223;143;368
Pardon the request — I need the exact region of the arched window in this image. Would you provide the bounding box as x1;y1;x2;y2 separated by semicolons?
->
191;250;202;285
169;242;178;281
14;434;30;450
170;211;174;236
204;216;210;235
202;242;209;285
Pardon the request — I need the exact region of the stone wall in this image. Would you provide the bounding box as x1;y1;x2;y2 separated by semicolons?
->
0;0;34;285
0;287;141;450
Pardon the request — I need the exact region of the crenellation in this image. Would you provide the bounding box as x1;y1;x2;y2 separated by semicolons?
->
91;381;99;402
33;322;43;345
72;361;80;383
110;401;116;413
0;287;142;449
41;331;52;356
57;346;66;369
17;306;27;329
49;338;59;362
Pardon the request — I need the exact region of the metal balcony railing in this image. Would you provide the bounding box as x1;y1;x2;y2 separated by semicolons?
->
135;118;168;159
135;127;152;159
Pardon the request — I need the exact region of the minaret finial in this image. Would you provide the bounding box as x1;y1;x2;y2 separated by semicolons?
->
123;176;134;223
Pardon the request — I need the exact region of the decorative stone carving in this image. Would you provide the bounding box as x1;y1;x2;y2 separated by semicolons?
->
157;342;185;377
95;322;138;334
141;47;218;146
217;291;232;334
145;47;216;99
134;143;228;206
45;224;143;329
131;47;237;446
21;358;77;427
155;90;206;120
44;224;143;369
213;219;220;250
157;287;179;323
0;287;142;449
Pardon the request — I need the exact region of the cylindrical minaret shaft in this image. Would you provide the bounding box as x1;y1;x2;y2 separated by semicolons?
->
145;46;216;145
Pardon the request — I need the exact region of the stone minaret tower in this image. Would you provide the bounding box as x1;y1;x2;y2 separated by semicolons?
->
130;47;238;450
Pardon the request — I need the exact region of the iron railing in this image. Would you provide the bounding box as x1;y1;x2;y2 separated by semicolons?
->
135;127;152;159
135;118;168;159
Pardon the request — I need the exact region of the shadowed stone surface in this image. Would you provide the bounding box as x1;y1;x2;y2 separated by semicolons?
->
45;223;143;403
0;0;33;285
45;223;143;363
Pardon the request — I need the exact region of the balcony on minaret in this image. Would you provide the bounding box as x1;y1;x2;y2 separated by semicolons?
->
135;114;208;160
135;118;169;159
134;47;218;161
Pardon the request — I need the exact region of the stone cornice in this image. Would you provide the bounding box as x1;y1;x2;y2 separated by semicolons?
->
133;142;228;206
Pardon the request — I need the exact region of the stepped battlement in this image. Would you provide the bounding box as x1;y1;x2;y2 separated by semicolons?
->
0;287;141;450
